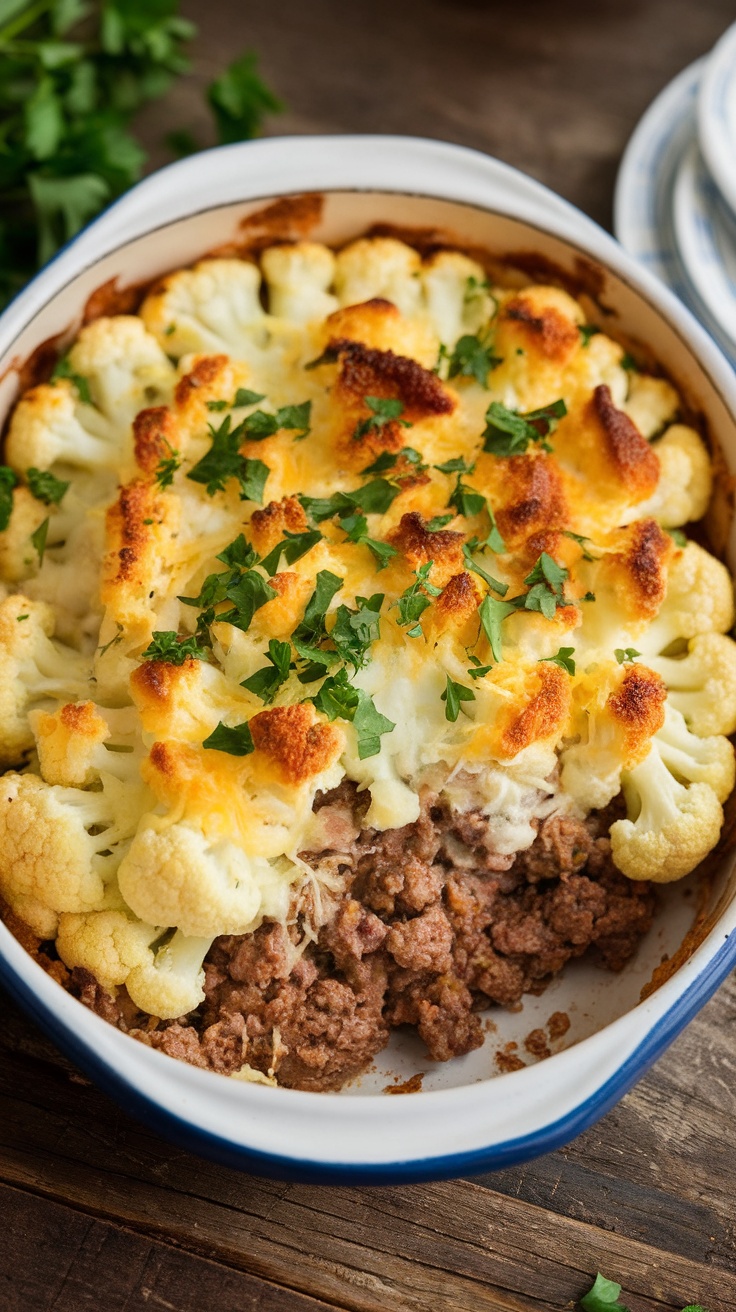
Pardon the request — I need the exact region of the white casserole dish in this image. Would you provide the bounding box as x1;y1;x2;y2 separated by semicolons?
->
0;135;735;1183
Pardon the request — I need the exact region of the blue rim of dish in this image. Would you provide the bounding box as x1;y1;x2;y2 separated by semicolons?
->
1;926;733;1185
1;137;735;1182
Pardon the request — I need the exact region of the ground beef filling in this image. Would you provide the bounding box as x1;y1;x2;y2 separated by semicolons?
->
54;787;655;1091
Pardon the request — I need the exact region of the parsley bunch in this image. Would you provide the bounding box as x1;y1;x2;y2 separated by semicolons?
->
482;399;567;456
0;1;281;308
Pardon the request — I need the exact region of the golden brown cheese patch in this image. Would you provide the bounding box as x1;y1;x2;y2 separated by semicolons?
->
249;703;341;785
174;354;230;410
133;406;178;474
491;454;570;553
591;384;660;497
387;511;465;586
250;571;313;639
249;496;308;554
102;479;165;590
601;518;674;622
608;664;666;762
497;664;571;758
428;571;481;641
131;657;198;716
501;294;580;363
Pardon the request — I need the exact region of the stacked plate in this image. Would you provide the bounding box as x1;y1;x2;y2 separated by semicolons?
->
615;22;736;369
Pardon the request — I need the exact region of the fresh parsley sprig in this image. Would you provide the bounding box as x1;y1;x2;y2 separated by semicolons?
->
26;467;69;505
394;561;442;638
353;396;412;443
311;668;395;759
202;720;255;756
482;399;567;456
187;414;269;503
240;639;292;704
0;468;18;532
441;675;475;722
445;331;501;387
141;631;209;665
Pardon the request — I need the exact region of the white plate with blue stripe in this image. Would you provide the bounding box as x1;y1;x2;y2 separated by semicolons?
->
615;58;736;369
672;140;736;350
699;20;736;219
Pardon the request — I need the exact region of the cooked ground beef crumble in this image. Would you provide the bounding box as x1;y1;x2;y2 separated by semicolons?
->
14;786;656;1091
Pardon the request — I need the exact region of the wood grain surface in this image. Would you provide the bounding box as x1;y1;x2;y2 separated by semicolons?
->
3;1;736;1308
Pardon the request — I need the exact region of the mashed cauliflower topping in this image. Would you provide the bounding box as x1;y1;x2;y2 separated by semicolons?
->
0;235;734;1025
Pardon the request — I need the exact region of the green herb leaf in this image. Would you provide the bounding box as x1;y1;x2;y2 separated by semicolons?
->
353;689;395;758
478;594;519;661
233;387;266;407
207;50;283;145
300;477;400;524
259;527;322;576
446;332;501;387
186;413;269;502
154;441;181;489
449;474;486;518
218;569;277;633
667;527;687;548
462;544;508;594
522;553;568;617
353;395;412;442
578;324;600;346
467;654;493;679
240;638;292;703
51;354;92;404
202;720;255;756
540;646;576;675
26;467;70;505
563;529;598;561
304;345;340;371
141;632;209;665
395;561;442;634
276;400;311;440
206;399;229;412
311;666;360;721
621;352;639;372
482;398;567;456
614;647;640;664
239;458;269;504
361;445;426;475
425;513;455;531
434;455;475;474
441;675;475;721
0;467;18;531
215;534;259;569
579;1272;630;1312
330;594;383;670
31;516;49;564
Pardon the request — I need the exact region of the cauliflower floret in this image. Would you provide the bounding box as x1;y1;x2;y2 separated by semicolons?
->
5;380;124;474
653;703;734;802
638;541;734;656
420;250;493;348
29;701;143;787
69;317;175;426
334;237;424;317
622;373;679;437
0;771;148;937
629;425;712;528
260;243;338;322
56;908;212;1019
0;486;50;582
117;818;293;938
644;633;736;737
140;259;268;360
0;595;90;766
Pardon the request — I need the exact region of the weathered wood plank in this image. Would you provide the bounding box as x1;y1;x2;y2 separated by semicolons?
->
0;1181;340;1312
0;1034;733;1312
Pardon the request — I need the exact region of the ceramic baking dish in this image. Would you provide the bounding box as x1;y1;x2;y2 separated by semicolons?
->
0;135;734;1183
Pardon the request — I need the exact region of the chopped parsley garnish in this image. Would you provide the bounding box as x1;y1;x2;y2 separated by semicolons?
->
330;594;384;670
154;441;182;490
202;720;255;756
667;527;687;548
482;398;567;456
578;324;600;346
241;639;292;703
51;354;92;405
462;544;508;595
478;594;519;661
0;466;18;531
441;675;475;722
579;1272;630;1312
16;614;28;622
178;536;277;640
541;646;576;675
614;647;640;664
446;331;501;387
292;570;344;680
242;400;312;441
426;513;455;531
362;446;426;475
581;590;596;602
434;455;475;475
522;552;569;618
233;387;266;407
300;477;401;525
395;561;442;637
304;345;340;370
621;352;639;372
31;517;49;564
206;399;229;411
141;632;209;665
311;668;395;759
259;528;323;576
467;653;493;679
353;395;412;443
563;529;598;561
449;471;486;518
26;467;69;506
186;413;269;502
338;511;397;570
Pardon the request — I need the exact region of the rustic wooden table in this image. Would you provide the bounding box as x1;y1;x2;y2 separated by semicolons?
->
3;1;736;1308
